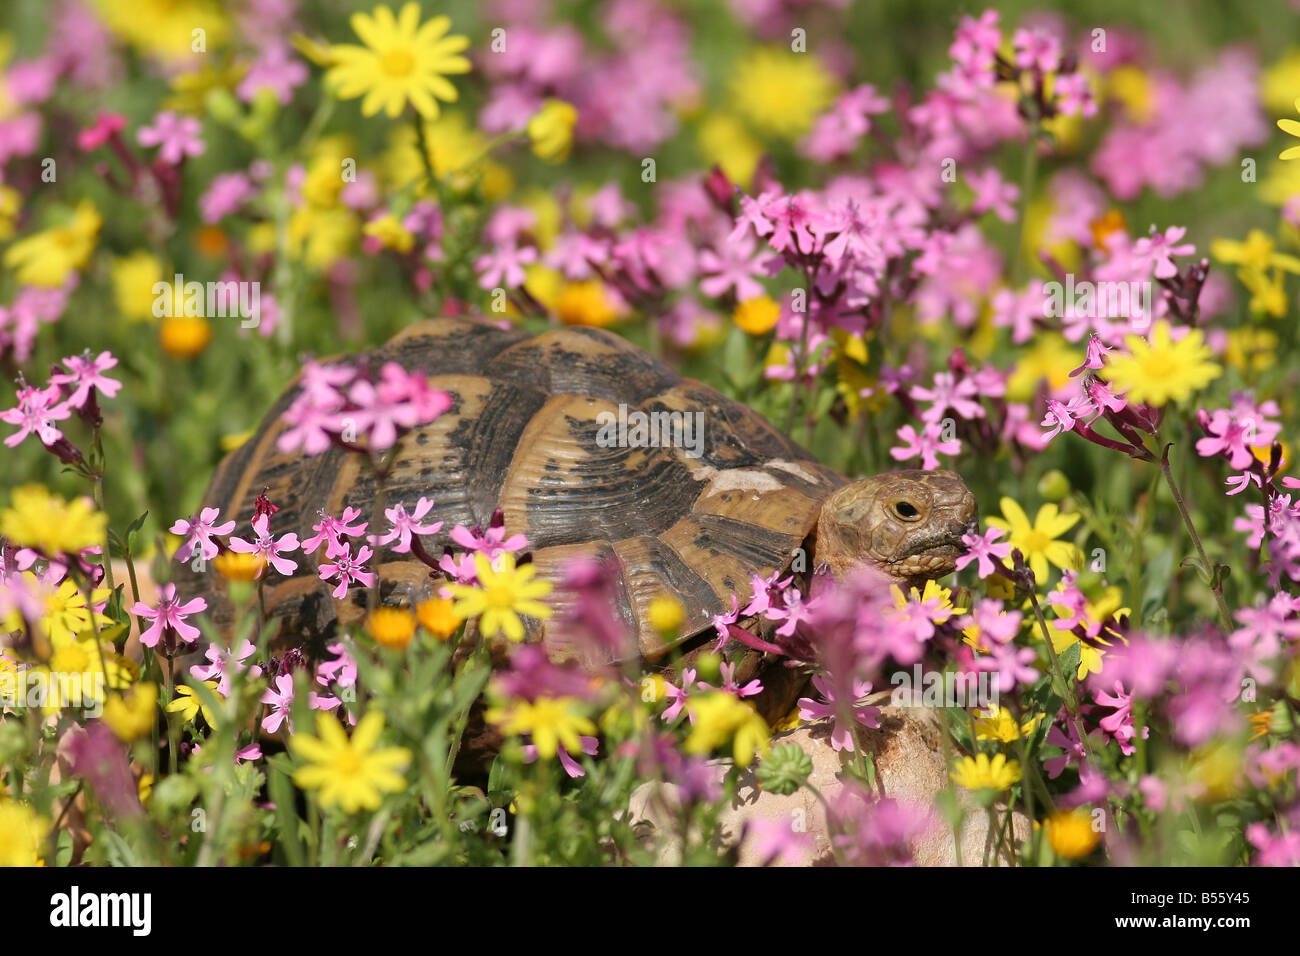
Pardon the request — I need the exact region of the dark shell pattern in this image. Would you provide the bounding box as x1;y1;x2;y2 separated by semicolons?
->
185;318;846;660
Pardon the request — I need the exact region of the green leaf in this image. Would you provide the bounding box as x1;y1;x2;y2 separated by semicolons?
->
267;765;305;867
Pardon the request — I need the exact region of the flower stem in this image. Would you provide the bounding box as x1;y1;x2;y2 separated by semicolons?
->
1154;436;1232;630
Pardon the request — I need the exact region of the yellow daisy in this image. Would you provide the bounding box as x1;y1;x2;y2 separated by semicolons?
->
449;553;552;641
291;711;411;813
1277;96;1300;160
0;799;47;867
1105;321;1221;407
1;485;107;557
486;696;596;761
951;752;1021;791
1045;809;1101;859
324;3;471;120
166;681;220;725
985;496;1082;583
683;691;771;766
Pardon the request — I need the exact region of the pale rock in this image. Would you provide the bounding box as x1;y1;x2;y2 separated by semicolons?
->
628;705;1031;866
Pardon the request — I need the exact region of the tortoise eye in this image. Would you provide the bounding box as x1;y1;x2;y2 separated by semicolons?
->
894;500;921;521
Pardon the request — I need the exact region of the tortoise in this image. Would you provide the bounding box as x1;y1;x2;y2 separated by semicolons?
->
183;317;977;754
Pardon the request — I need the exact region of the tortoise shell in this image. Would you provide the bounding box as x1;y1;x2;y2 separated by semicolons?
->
187;317;846;660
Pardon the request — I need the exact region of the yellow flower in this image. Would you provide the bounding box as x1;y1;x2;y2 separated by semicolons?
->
1211;229;1300;274
1262;50;1300;114
697;113;763;189
972;706;1043;743
1;485;108;556
0;184;20;240
1189;742;1243;803
1006;334;1077;402
102;683;159;742
486;696;596;761
1277;96;1300;160
648;595;684;635
733;296;781;336
36;576;113;646
1225;327;1279;372
450;553;553;642
1104;65;1153;124
527;99;578;162
554;280;624;328
138;773;154;805
365;607;417;649
324;3;470;120
0;799;47;866
416;597;462;639
1105;322;1221;406
88;0;229;60
362;213;415;253
729;47;835;139
3;201;101;287
292;711;411;812
160;316;213;358
892;579;967;623
112;251;165;322
1236;265;1288;318
951;752;1021;791
166;681;220;725
986;497;1081;583
1049;584;1127;679
1045;809;1101;859
213;551;264;582
684;691;770;766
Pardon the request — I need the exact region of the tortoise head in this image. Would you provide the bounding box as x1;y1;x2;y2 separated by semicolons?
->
812;469;978;584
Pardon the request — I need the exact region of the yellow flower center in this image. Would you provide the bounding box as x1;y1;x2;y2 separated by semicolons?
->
485;584;518;610
334;747;363;776
1021;529;1052;554
380;48;415;77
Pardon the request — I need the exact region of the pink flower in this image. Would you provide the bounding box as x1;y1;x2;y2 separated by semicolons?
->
372;497;442;553
236;42;307;105
523;736;598;778
129;583;207;649
797;674;880;752
661;668;698;723
911;371;984;423
190;639;262;696
475;242;537;289
1040;394;1094;442
1;381;70;447
448;521;529;561
743;817;815;866
698;233;774;301
76;112;125;152
199;172;256;223
967;167;1019;222
698;661;762;699
50;351;122;409
1054;72;1097;118
170;507;236;563
345;362;451;450
260;674;295;734
228;514;300;577
1132;226;1194;280
317;543;376;598
136;111;205;165
1070;335;1113;377
954;527;1011;578
1012;28;1060;73
889;423;961;470
302;507;369;559
1247;822;1300;867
